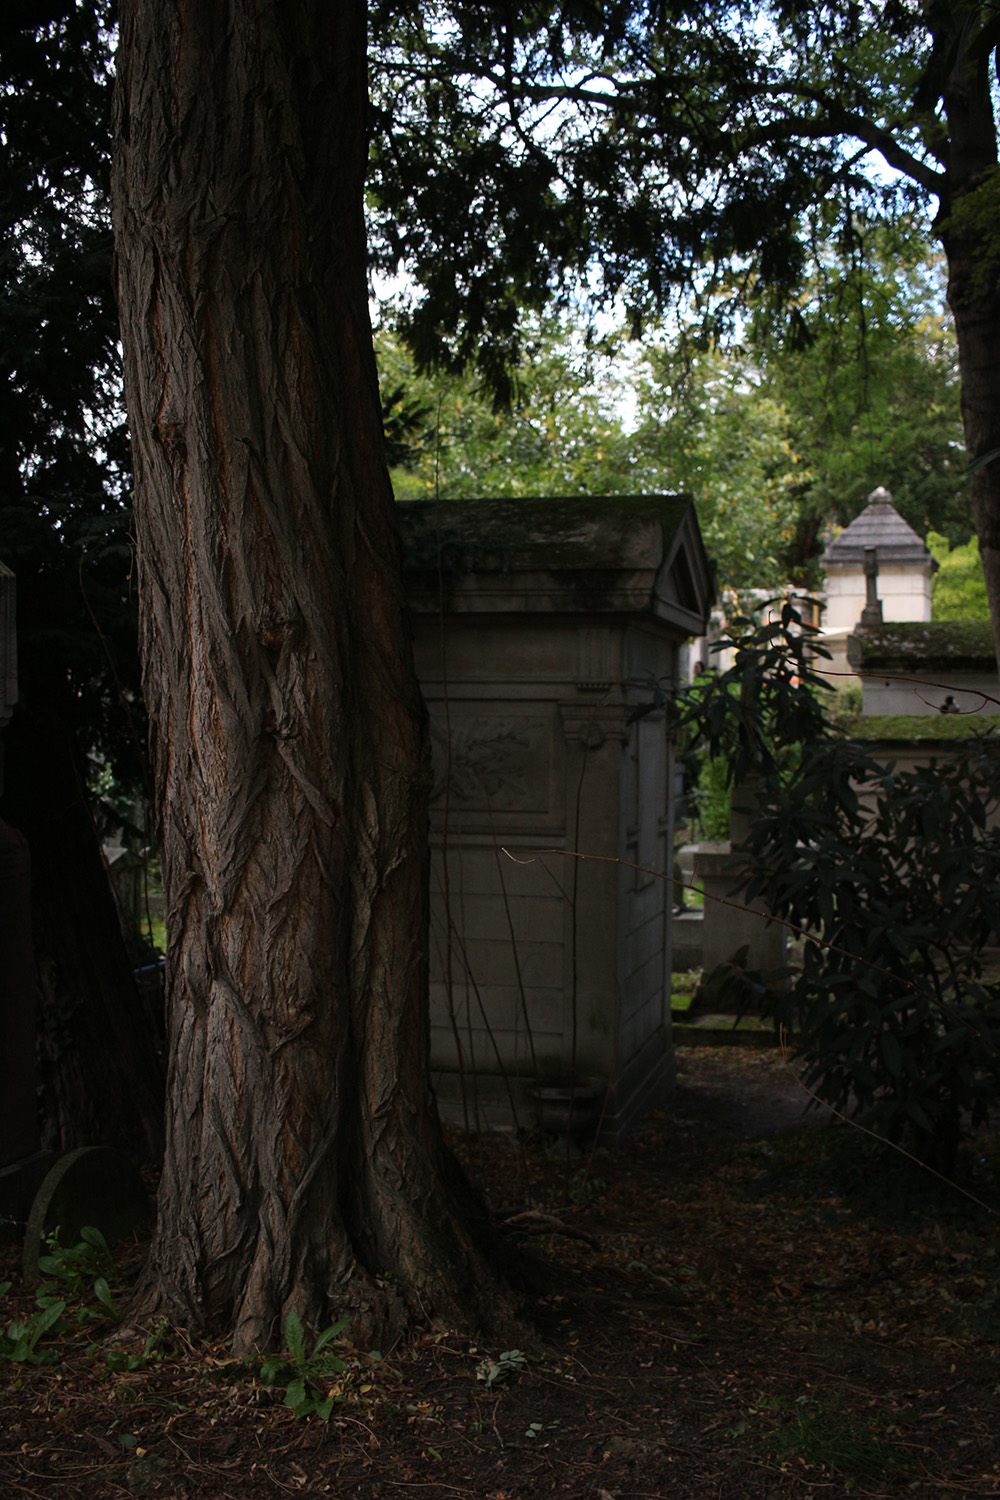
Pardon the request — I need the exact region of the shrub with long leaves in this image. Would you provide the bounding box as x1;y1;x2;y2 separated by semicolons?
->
682;601;1000;1176
257;1311;353;1420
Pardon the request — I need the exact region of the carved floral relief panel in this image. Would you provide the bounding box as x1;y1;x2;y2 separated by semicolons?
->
429;713;552;813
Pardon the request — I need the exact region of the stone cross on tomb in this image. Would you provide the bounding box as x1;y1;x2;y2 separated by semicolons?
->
860;545;884;627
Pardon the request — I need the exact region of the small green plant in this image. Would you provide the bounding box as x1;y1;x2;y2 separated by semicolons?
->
38;1226;118;1329
105;1319;173;1374
670;971;701;1016
827;682;863;724
258;1311;352;1420
692;752;732;841
475;1348;526;1388
670;969;702;994
568;1169;607;1204
758;1391;909;1480
0;1291;67;1366
0;1226;124;1367
38;1226;116;1308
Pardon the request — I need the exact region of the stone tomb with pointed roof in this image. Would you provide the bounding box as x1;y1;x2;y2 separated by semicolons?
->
398;495;714;1138
820;486;936;635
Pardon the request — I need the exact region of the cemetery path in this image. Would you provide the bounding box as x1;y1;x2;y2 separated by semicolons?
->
670;1042;837;1140
2;1042;999;1500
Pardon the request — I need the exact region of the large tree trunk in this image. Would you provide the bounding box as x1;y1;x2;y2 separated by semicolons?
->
939;27;1000;663
112;0;506;1352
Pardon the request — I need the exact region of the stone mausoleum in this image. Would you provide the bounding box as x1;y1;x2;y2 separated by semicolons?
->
819;486;937;679
820;486;937;633
398;495;714;1138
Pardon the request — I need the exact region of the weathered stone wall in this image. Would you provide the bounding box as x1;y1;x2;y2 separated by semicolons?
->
399;495;714;1137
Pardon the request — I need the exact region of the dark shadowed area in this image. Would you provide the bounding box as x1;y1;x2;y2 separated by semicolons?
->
2;1043;998;1498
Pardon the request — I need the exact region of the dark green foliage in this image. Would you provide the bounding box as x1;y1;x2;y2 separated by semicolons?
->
0;0;145;801
0;1289;66;1366
0;2;168;1160
367;2;944;403
679;599;832;788
748;220;968;573
381;381;435;470
685;609;1000;1176
35;1223;118;1323
0;1226;117;1367
754;733;1000;1175
690;753;731;842
378;220;963;594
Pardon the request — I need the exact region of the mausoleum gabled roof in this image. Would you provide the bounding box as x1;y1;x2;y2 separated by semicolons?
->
820;486;933;569
398;494;715;637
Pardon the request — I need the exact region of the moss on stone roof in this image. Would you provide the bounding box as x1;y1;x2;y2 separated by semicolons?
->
396;494;692;578
848;620;997;671
834;713;1000;742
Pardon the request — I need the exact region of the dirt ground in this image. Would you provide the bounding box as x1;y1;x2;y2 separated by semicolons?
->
2;1043;999;1500
669;1041;833;1139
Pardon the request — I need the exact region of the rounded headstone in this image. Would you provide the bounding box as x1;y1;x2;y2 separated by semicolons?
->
23;1146;151;1283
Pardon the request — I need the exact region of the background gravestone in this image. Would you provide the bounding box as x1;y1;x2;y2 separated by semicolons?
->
0;559;52;1240
22;1146;151;1283
0;821;39;1167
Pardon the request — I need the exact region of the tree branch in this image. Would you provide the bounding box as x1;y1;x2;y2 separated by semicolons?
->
748;82;945;194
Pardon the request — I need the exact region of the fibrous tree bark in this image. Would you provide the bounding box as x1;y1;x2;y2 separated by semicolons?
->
112;0;504;1352
936;32;1000;658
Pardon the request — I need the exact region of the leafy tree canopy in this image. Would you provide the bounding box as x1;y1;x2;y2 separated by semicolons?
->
380;318;807;592
369;0;1000;657
379;317;633;500
368;0;944;398
750;214;968;559
380;225;964;595
928;529;991;621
